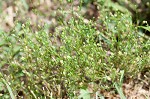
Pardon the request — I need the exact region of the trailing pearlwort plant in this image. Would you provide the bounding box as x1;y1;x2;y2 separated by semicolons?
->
0;0;149;98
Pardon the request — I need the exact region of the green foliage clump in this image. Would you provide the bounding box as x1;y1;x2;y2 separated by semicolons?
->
0;0;149;98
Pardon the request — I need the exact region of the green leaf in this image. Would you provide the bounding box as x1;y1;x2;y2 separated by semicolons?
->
114;83;126;99
139;26;150;32
104;0;129;13
78;89;91;99
12;45;21;57
66;0;73;3
0;40;6;47
120;70;124;83
1;78;15;99
20;0;29;10
0;82;4;91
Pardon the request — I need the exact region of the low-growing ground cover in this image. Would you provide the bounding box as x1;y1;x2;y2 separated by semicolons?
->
0;0;150;98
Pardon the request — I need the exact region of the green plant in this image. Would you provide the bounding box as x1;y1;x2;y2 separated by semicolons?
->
0;0;149;98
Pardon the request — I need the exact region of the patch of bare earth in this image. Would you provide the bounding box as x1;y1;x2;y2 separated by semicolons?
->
85;72;150;98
